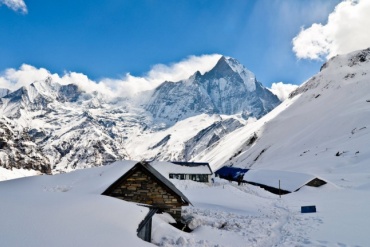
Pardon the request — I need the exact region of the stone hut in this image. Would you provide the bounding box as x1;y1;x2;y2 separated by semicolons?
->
102;161;191;221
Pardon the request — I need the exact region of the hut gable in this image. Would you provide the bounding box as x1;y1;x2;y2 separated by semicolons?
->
102;161;191;221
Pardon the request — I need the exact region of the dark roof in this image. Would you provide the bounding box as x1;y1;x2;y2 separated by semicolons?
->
171;161;213;174
215;166;249;180
102;161;192;206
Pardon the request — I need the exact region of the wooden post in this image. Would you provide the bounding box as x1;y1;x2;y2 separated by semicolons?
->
279;179;281;198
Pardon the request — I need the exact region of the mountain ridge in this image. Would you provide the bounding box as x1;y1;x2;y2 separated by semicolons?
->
0;55;279;174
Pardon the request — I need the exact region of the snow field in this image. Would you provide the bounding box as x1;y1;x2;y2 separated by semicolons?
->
157;178;369;247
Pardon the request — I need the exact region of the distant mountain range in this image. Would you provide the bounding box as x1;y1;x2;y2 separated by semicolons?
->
0;56;280;174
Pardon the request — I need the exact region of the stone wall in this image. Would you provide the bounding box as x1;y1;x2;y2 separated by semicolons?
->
108;168;183;221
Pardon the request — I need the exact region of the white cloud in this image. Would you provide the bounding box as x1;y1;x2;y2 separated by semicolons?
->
146;54;222;83
0;65;116;97
292;0;370;60
269;82;298;101
0;0;27;13
104;54;222;98
0;64;58;90
0;54;222;98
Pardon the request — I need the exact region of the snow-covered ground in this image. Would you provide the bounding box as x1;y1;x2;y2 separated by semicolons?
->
157;178;370;247
0;167;40;181
1;161;369;246
0;162;155;247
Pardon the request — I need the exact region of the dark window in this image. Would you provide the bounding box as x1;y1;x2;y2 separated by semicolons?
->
169;174;186;180
170;174;208;182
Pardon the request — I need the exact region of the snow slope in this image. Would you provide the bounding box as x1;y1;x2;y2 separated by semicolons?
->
0;161;153;247
2;160;370;246
125;114;245;161
152;178;370;247
196;48;370;188
0;166;40;181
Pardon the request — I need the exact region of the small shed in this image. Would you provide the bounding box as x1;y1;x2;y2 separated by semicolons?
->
102;161;191;221
151;161;213;183
243;169;327;195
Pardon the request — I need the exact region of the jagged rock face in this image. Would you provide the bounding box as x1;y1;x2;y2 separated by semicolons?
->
183;118;243;160
0;78;82;117
0;119;51;174
145;74;215;122
145;56;280;123
45;115;129;172
0;78;137;173
142;117;244;161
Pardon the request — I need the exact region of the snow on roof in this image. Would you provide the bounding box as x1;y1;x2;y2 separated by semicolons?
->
0;160;153;247
243;169;318;192
42;160;138;194
150;161;212;176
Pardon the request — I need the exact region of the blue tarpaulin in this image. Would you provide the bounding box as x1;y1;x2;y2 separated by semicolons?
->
301;205;316;213
215;166;249;181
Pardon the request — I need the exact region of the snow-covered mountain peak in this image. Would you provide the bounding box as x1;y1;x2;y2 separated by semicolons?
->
211;56;256;92
145;55;280;123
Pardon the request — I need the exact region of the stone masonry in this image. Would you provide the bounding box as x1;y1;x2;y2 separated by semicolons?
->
108;168;183;221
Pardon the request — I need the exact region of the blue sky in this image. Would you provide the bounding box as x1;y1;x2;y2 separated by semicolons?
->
0;0;346;87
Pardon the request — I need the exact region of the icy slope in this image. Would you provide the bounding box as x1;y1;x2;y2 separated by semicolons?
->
125;114;245;161
196;48;370;187
0;161;154;247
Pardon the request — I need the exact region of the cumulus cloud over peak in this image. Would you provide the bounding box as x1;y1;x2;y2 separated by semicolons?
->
0;54;222;98
0;0;27;13
108;54;222;97
0;64;112;96
269;82;298;101
292;0;370;60
0;64;56;90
